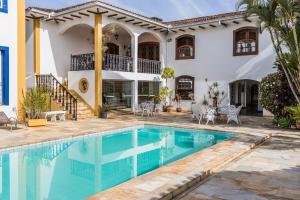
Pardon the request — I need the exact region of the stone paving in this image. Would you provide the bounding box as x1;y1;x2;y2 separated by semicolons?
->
179;132;300;200
0;112;298;200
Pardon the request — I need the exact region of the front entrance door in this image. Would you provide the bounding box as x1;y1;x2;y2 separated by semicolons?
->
230;79;261;116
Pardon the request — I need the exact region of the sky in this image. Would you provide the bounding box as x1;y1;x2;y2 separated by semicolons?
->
26;0;238;21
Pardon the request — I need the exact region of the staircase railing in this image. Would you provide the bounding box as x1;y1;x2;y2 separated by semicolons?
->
36;74;78;120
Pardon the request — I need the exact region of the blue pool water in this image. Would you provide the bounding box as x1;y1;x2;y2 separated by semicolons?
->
0;125;235;200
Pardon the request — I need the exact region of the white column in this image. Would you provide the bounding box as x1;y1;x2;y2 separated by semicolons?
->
131;33;139;73
244;80;247;108
132;80;138;110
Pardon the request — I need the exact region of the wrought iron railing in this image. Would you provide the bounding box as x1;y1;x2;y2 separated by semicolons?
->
71;53;95;71
138;58;161;74
70;53;133;72
36;74;78;120
103;53;133;72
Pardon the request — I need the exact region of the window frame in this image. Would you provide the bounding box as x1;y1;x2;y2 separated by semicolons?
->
175;75;195;100
233;27;259;56
175;35;195;60
0;0;8;13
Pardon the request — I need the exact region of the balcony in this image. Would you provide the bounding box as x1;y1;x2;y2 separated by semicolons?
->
138;58;161;74
70;53;161;74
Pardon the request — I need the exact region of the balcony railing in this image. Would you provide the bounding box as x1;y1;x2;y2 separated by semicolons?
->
71;53;95;71
103;53;133;72
70;53;160;74
138;58;161;74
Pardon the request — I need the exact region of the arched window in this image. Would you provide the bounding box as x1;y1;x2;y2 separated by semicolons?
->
233;27;258;56
176;76;195;100
176;35;195;60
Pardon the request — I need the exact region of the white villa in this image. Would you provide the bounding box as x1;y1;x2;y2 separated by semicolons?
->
2;0;276;120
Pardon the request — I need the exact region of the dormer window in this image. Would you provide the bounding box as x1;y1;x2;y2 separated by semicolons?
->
0;0;8;13
176;35;195;60
233;27;258;56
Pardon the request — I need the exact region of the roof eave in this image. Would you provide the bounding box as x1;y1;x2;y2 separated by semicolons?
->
170;15;258;30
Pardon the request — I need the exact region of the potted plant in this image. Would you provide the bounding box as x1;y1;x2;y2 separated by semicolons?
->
154;95;161;112
202;95;209;106
100;103;110;119
286;104;300;129
22;87;50;127
160;67;175;112
206;79;224;107
175;94;182;112
189;92;196;104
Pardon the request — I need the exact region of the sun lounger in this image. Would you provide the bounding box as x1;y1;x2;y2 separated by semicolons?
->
0;111;17;131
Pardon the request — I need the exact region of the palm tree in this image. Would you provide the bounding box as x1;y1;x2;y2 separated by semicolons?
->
236;0;300;103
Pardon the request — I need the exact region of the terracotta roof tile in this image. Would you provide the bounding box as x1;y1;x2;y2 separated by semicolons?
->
164;11;246;26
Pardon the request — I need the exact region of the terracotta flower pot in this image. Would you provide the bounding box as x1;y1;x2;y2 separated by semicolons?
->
176;108;182;112
27;119;47;127
212;97;218;107
296;120;300;129
167;106;174;112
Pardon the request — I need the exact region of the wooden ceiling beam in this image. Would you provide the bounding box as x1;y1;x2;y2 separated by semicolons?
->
133;22;142;25
125;19;134;23
198;25;206;29
78;12;89;17
55;18;66;22
116;16;126;20
189;27;195;31
220;21;228;27
63;16;74;20
87;10;108;15
108;14;118;18
232;20;239;24
179;29;185;32
70;14;81;19
209;24;216;28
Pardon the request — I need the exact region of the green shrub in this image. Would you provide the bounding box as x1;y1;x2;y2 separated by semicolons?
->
259;71;297;122
22;87;50;119
286;104;300;122
278;116;294;129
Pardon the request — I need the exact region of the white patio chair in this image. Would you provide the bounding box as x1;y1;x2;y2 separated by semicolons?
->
227;105;243;124
191;104;202;124
199;106;208;124
206;107;216;125
141;103;154;117
133;104;142;116
0;106;18;131
153;104;162;116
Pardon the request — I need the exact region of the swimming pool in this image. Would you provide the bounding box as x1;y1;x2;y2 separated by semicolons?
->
0;125;235;200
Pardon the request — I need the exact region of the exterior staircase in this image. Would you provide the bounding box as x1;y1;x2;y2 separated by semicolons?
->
69;90;96;119
36;74;95;120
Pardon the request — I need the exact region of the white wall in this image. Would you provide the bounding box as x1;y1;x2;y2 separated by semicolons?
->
68;70;95;108
166;21;276;110
32;14;166;83
0;1;18;108
26;19;35;88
